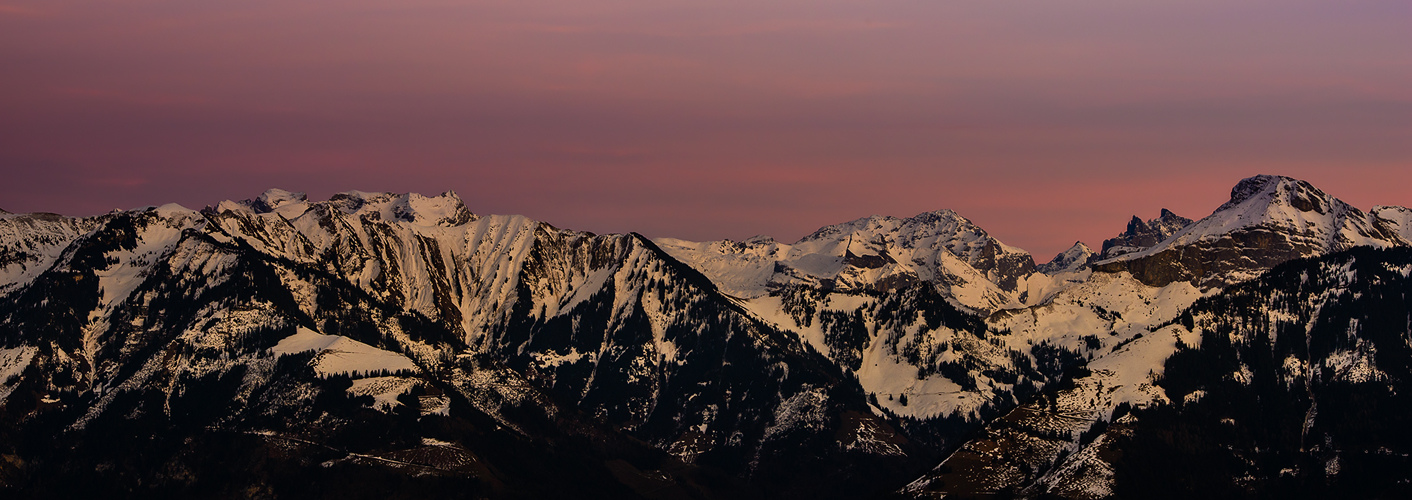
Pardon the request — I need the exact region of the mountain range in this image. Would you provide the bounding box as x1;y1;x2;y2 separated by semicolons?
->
2;174;1410;498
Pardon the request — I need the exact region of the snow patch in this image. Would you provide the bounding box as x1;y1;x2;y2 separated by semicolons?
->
347;376;419;411
532;349;586;369
1324;340;1387;384
273;327;419;377
0;345;37;401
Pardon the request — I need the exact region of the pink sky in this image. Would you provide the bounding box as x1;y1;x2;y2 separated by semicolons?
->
2;0;1410;259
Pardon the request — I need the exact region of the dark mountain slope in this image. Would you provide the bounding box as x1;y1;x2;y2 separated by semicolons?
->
1111;246;1412;498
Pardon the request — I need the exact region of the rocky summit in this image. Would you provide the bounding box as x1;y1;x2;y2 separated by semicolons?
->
2;175;1411;498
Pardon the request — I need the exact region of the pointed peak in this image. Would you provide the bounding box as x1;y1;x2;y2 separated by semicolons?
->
1057;241;1094;258
1038;240;1096;274
1160;208;1177;219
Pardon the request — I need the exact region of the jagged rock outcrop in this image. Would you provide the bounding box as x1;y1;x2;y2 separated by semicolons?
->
1099;209;1193;259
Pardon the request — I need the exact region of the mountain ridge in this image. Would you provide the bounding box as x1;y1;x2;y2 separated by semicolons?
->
2;174;1411;498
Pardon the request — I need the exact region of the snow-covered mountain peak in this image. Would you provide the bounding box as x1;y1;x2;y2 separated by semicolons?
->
323;190;475;226
796;210;981;246
1220;174;1285;209
211;188;310;217
151;203;197;219
899;209;968;230
1168;175;1391;251
210;189;476;227
1215;174;1339;216
799;214;899;243
797;209;1003;253
656;208;1034;310
1037;241;1094;275
1097;175;1408;287
254;188;308;212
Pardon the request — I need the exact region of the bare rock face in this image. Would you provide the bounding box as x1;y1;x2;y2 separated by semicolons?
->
1095;175;1408;288
1101;229;1300;288
969;237;1038;291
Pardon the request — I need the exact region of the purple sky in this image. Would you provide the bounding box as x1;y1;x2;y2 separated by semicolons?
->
3;1;1410;259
